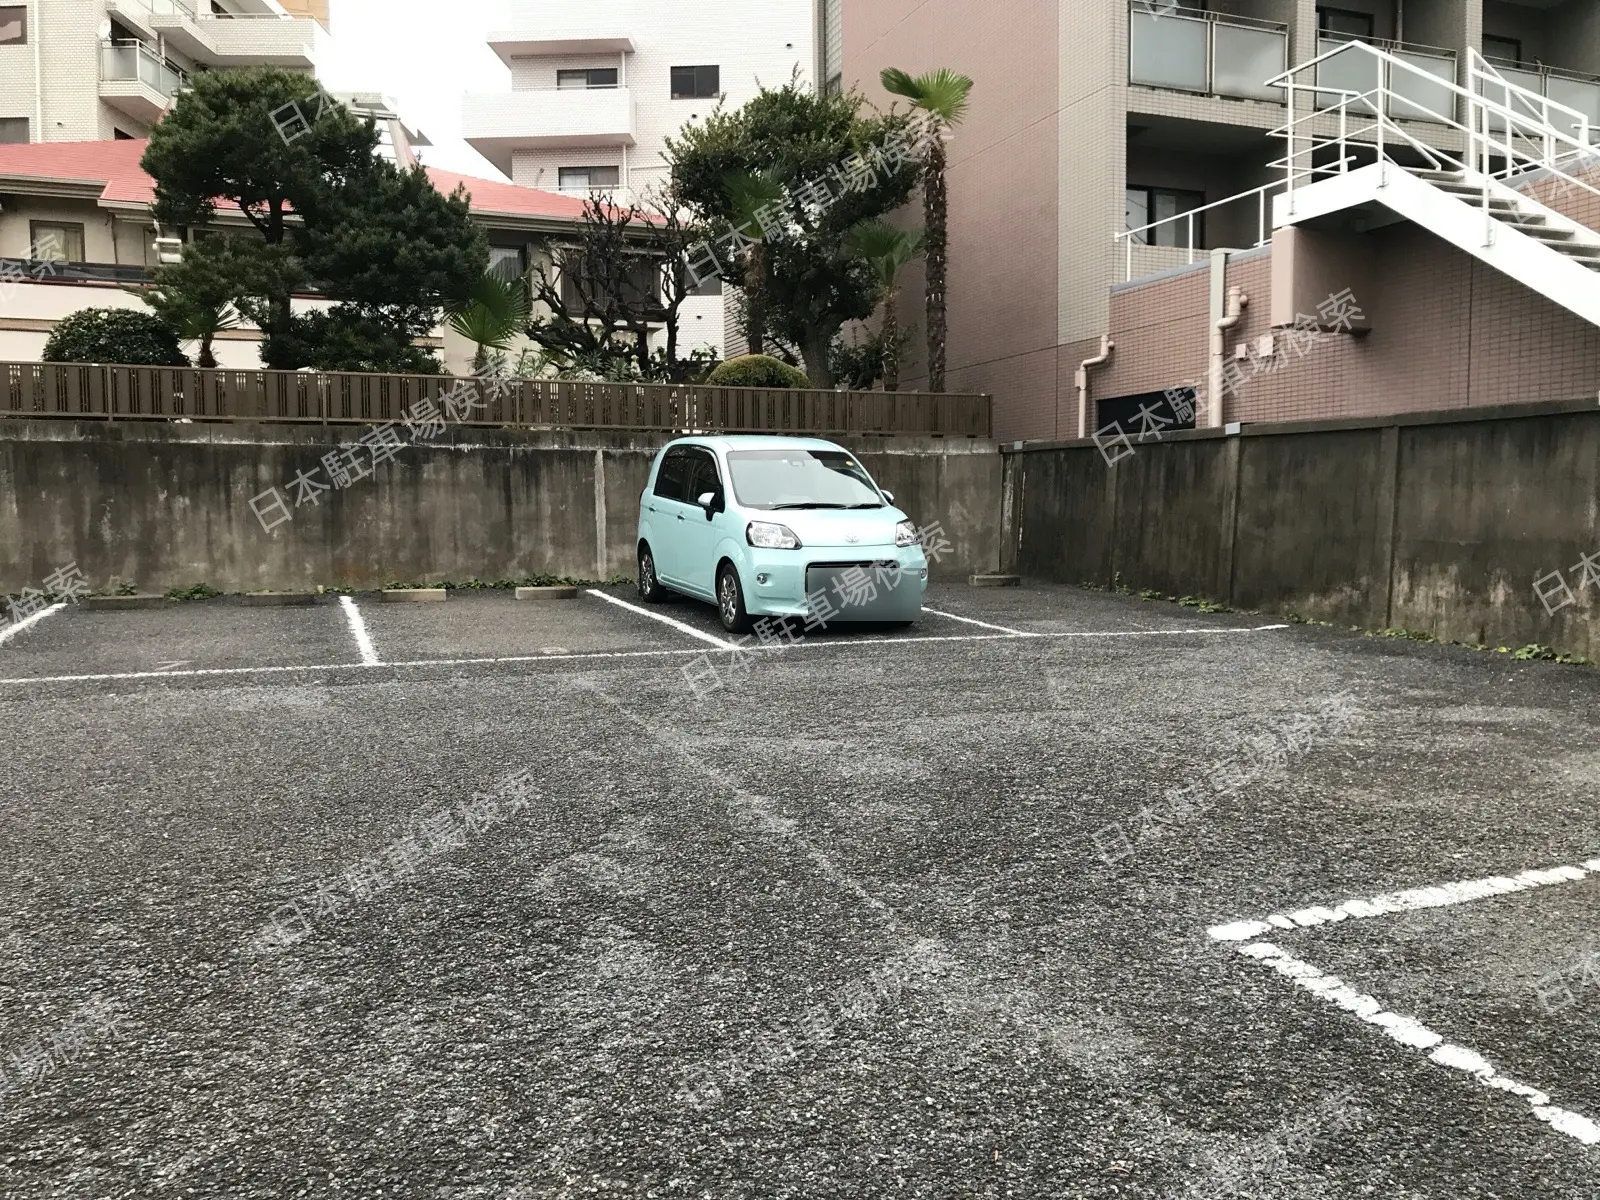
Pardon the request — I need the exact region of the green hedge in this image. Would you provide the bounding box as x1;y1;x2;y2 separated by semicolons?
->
42;309;189;366
705;354;812;389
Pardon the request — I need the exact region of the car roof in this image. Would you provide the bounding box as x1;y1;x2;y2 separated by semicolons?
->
666;435;845;453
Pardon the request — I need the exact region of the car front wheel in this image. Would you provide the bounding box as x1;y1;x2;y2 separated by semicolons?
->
638;544;669;603
716;563;753;634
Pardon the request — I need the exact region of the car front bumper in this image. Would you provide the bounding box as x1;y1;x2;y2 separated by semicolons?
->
741;545;929;622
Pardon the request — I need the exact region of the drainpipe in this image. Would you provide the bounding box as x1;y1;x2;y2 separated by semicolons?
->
31;0;42;141
1207;248;1246;429
1075;334;1114;440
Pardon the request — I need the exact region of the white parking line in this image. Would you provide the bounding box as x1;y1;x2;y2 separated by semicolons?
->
0;602;66;646
584;588;736;649
339;596;381;666
0;621;1290;686
1209;858;1600;1146
920;606;1036;636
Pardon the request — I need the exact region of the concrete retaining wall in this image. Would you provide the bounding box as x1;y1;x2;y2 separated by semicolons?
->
0;422;1002;594
1003;399;1600;660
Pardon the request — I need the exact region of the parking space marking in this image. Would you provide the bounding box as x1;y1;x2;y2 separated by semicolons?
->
339;596;381;666
1209;858;1600;1146
0;620;1291;686
0;601;66;647
920;606;1035;636
584;589;736;649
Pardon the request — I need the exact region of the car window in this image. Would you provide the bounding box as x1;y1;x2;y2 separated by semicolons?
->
653;447;691;501
725;448;884;509
686;449;722;501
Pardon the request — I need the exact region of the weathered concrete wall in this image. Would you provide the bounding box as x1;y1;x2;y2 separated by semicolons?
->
0;422;1001;593
1005;400;1600;660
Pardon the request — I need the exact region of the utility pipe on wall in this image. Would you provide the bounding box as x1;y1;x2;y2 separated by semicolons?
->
31;0;42;142
1206;248;1246;429
1075;335;1114;440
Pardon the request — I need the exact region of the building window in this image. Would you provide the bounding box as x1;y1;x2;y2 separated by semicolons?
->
671;65;720;100
561;254;660;311
558;165;620;192
1317;7;1375;42
31;222;86;263
691;272;722;297
1125;186;1206;248
488;244;526;283
556;68;619;89
1482;35;1522;66
0;6;26;44
0;116;27;143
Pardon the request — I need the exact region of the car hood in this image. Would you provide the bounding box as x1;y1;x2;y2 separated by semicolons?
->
748;507;909;549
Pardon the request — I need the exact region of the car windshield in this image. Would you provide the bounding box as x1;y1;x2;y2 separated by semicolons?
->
725;449;885;510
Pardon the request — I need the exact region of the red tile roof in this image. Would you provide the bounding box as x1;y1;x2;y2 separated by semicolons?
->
0;138;591;222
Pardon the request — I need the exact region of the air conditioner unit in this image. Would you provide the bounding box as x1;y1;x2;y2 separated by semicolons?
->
153;236;184;265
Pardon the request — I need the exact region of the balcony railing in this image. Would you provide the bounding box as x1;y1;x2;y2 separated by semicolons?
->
1128;5;1287;103
99;39;185;97
1479;59;1600;144
1315;38;1456;123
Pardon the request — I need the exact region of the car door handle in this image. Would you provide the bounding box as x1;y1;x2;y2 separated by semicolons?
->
676;514;685;521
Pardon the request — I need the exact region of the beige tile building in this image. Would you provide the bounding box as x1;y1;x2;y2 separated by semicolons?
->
843;0;1600;441
0;0;327;146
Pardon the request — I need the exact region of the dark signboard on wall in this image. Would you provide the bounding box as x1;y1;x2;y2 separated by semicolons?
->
1095;387;1197;439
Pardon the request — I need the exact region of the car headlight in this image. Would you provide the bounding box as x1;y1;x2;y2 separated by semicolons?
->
894;520;918;547
747;521;802;549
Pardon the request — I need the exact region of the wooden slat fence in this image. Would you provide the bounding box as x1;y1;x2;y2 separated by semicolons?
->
0;363;992;438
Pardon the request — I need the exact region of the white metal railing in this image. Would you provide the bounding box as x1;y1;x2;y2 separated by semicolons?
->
99;39;186;96
1269;42;1600;239
1114;161;1356;282
1314;37;1456;123
1478;59;1600;145
1127;3;1287;103
1115;41;1600;283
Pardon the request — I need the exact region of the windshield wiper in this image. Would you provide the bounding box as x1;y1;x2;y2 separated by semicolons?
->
843;503;884;509
769;502;847;510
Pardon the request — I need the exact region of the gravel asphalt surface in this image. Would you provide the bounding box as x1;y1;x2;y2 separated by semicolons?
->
2;582;1598;1199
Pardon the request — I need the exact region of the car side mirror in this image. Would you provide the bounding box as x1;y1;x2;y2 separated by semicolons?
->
881;490;895;504
697;490;719;518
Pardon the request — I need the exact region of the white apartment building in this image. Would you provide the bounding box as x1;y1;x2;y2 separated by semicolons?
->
0;0;327;146
461;0;817;357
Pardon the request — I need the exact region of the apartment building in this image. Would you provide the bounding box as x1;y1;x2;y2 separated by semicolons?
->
461;0;817;356
842;0;1600;442
0;0;327;146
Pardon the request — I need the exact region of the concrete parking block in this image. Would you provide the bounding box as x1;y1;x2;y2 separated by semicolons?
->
969;574;1021;587
239;592;317;607
515;586;579;600
82;594;171;611
382;588;447;603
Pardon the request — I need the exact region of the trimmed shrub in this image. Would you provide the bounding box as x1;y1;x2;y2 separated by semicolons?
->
705;354;812;389
43;309;189;366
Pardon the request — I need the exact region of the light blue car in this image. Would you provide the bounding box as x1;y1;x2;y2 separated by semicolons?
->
635;435;929;633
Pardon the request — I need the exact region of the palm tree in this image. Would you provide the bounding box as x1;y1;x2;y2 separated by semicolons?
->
723;172;786;357
448;270;531;373
879;67;973;394
846;220;925;392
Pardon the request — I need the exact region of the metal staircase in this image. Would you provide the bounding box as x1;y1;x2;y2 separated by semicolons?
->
1262;43;1600;329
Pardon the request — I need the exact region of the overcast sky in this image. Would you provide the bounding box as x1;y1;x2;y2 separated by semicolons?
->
317;0;511;180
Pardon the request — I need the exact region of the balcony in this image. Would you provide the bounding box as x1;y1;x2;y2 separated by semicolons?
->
486;28;635;65
115;0;323;69
1479;60;1600;145
99;40;185;125
1128;5;1287;104
1315;38;1456;124
462;87;637;176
